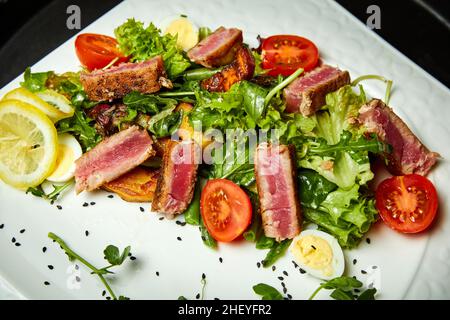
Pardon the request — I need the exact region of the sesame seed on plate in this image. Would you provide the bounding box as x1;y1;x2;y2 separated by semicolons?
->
299;268;306;274
159;217;164;221
82;202;88;207
272;266;276;271
177;236;182;241
361;270;367;274
44;281;50;286
353;259;357;265
20;229;25;234
56;205;62;210
195;293;200;299
278;276;284;281
283;271;288;276
139;207;145;212
156;271;160;276
366;238;371;244
85;230;89;236
283;287;287;294
102;290;106;296
42;247;47;253
219;257;223;263
257;262;261;268
107;195;114;198
90;202;96;206
287;294;292;300
11;237;16;243
0;224;4;229
130;256;136;261
202;273;206;280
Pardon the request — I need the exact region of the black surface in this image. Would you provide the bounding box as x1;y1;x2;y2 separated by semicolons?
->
0;0;449;88
0;0;122;87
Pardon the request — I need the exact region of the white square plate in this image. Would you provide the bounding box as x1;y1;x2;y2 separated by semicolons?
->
0;0;449;299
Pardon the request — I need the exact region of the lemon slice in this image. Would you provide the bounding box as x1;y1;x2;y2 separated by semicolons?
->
0;99;58;189
3;87;73;123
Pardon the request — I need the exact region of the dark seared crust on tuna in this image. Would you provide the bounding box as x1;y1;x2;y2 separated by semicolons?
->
187;27;243;68
284;65;350;116
358;99;439;176
80;56;172;101
201;46;255;92
255;144;302;241
151;140;199;218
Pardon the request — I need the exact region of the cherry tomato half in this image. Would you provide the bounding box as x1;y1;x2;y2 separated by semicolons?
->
200;179;252;242
375;174;438;233
261;35;319;76
75;33;128;70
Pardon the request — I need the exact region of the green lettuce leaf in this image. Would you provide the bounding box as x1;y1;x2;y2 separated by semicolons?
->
114;19;191;79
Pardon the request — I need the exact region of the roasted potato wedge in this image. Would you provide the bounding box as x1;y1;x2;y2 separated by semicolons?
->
102;167;160;202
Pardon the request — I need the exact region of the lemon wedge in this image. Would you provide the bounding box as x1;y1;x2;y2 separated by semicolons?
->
164;17;199;51
3;87;73;123
0;99;58;189
47;133;82;183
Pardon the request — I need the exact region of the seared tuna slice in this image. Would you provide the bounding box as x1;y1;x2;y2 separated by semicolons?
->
75;126;155;193
255;143;302;241
80;56;172;101
187;27;243;68
358;99;438;176
201;46;255;92
284;65;350;116
151;140;200;218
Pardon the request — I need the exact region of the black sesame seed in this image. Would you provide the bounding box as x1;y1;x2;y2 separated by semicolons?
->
353;259;357;265
85;230;89;236
202;273;206;280
283;271;289;276
195;293;200;299
257;262;261;268
11;237;16;243
177;236;182;241
50;200;54;205
0;224;4;229
76;276;81;282
15;243;21;247
214;298;220;300
107;195;114;198
156;271;159;276
278;276;284;281
176;220;181;225
219;257;223;263
106;296;111;300
283;287;287;294
201;236;206;241
291;260;298;268
102;290;106;296
82;202;89;207
44;281;50;286
20;229;25;234
90;202;96;206
128;252;132;257
48;265;54;270
130;256;136;261
361;270;367;274
272;266;276;271
180;222;186;226
299;268;306;274
354;288;360;293
366;238;371;244
75;264;79;270
287;294;292;300
56;205;62;210
372;265;378;269
159;217;164;221
139;207;144;212
281;282;286;288
42;247;47;253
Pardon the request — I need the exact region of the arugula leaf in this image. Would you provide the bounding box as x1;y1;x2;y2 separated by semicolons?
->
253;283;283;300
26;180;73;202
256;234;276;250
114;19;191;78
57;110;101;151
261;239;292;267
20;67;53;92
184;182;201;226
309;276;370;300
123;91;177;115
357;288;377;300
103;245;131;266
298;169;338;209
240;81;268;122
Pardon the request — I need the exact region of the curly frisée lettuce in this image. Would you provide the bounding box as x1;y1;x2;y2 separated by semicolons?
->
114;19;191;79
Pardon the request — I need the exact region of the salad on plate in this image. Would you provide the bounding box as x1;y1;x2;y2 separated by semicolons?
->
0;16;440;300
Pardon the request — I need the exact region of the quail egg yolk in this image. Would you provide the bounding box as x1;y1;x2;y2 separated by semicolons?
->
293;235;334;277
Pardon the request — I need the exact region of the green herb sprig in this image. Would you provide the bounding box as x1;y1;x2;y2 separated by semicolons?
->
48;232;131;300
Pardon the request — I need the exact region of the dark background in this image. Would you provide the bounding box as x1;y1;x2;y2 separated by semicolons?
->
0;0;449;88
